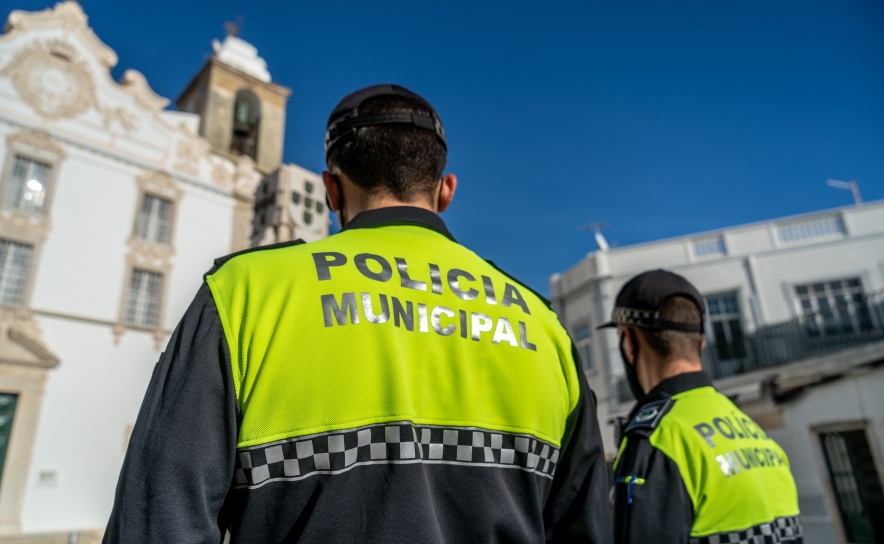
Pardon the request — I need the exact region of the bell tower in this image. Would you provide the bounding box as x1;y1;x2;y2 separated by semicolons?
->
176;34;290;174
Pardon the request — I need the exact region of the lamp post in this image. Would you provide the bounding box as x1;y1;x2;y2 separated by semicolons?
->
826;179;862;206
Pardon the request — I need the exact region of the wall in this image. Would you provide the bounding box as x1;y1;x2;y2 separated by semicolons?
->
7;138;236;533
770;367;884;544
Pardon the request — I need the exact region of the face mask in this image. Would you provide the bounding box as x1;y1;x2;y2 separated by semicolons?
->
619;331;646;402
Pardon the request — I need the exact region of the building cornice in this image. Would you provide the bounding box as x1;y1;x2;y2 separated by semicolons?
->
0;113;234;198
573;200;884;263
555;230;884;300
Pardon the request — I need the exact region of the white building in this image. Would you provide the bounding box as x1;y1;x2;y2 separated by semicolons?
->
0;2;326;541
550;200;884;544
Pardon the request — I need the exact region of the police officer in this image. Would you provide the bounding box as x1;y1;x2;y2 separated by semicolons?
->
602;270;802;544
104;84;614;543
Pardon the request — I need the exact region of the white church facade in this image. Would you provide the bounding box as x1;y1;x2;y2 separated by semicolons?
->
0;2;326;540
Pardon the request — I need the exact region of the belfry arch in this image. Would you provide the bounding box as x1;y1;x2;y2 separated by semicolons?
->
231;88;261;160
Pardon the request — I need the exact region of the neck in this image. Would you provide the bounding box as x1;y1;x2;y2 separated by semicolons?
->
342;192;435;225
638;358;703;394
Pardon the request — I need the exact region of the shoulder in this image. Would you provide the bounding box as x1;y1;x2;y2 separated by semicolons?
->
204;239;306;278
623;389;724;441
645;387;725;452
624;398;676;440
484;259;551;309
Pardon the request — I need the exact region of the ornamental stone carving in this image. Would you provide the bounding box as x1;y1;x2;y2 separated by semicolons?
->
0;210;51;241
0;39;96;120
126;238;174;270
6;129;66;158
212;163;234;188
174;138;208;177
234;155;260;197
0;307;59;368
103;106;137;133
119;69;170;113
135;170;183;202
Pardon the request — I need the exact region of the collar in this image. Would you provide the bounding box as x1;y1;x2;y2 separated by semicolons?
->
627;370;713;419
341;206;456;242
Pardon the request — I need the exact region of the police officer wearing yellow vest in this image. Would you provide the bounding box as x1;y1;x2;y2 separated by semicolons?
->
104;85;614;543
604;270;802;544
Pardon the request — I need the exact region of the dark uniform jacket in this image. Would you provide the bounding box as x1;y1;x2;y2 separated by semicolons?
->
612;371;802;544
103;207;613;544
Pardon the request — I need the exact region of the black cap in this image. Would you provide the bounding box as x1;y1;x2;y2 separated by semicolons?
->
325;84;446;159
597;269;706;333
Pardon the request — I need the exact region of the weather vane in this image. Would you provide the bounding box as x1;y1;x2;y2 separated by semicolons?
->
224;15;245;38
578;222;610;252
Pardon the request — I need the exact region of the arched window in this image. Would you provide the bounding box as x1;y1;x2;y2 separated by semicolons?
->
230;89;261;160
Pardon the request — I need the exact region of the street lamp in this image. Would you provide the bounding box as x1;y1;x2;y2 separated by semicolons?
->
826;179;862;206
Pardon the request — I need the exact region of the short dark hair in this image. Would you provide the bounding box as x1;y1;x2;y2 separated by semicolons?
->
327;95;447;202
638;296;704;361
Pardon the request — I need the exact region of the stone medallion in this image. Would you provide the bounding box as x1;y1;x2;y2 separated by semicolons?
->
0;40;96;119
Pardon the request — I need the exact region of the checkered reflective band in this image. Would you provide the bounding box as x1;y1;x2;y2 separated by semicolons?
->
234;422;561;489
689;516;803;544
611;306;659;328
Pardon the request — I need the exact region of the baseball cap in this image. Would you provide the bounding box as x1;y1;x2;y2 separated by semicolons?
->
597;269;706;333
325;84;446;159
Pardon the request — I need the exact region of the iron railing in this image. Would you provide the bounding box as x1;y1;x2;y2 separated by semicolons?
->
703;290;884;380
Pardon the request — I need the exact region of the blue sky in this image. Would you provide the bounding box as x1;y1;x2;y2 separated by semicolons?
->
16;0;883;294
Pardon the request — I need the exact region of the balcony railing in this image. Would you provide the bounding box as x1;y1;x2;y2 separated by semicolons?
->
703;290;884;380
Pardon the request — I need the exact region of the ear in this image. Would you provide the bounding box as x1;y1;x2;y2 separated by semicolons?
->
436;173;458;213
322;171;340;213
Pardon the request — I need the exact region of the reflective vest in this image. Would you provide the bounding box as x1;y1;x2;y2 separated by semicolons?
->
206;219;581;484
613;378;801;542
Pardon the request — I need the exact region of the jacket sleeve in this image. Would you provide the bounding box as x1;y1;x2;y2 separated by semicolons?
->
612;435;693;544
543;344;615;544
103;283;238;544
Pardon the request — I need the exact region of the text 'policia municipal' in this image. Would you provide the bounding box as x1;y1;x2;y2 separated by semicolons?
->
313;252;538;350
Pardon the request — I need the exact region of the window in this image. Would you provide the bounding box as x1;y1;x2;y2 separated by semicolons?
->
705;292;746;361
777;215;845;245
572;323;593;371
0;240;33;306
5;155;51;213
135;194;173;244
0;393;17;489
125;269;163;327
304;181;314;193
795;278;872;336
577;344;593;371
692;237;726;259
574;324;591;342
819;428;884;543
